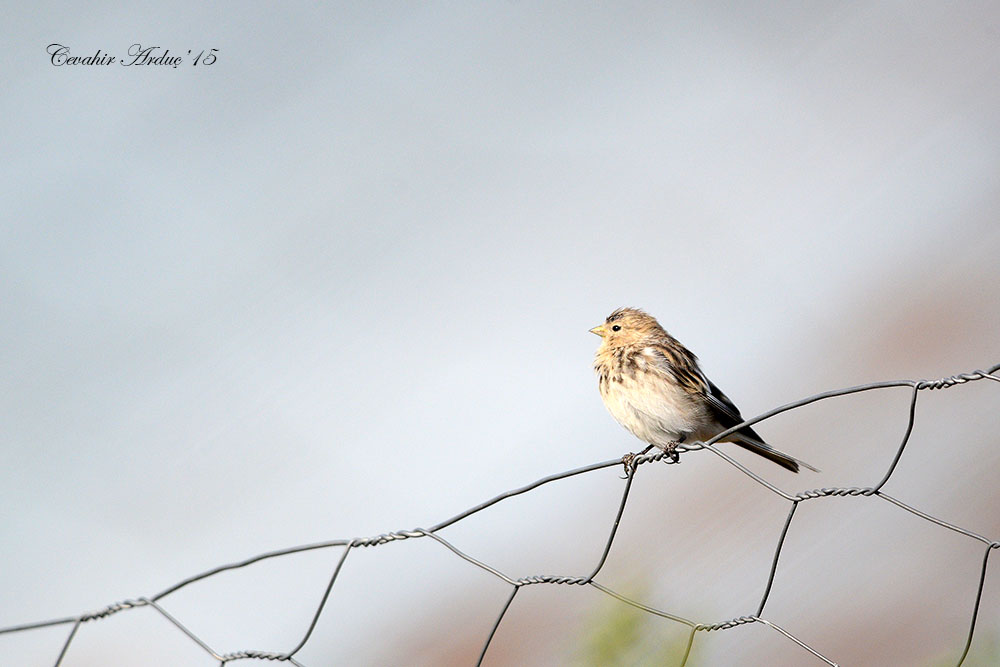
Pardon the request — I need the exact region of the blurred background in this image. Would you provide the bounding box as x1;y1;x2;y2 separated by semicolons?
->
2;2;999;665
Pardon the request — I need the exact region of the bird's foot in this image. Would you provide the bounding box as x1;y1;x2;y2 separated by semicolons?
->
621;445;656;477
662;441;681;464
621;452;638;478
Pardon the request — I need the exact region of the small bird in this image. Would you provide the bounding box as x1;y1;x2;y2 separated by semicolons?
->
591;307;817;473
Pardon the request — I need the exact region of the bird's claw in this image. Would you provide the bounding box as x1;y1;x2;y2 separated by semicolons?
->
621;452;637;478
663;441;681;464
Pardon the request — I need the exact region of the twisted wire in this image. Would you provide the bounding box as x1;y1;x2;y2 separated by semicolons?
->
1;364;997;667
78;598;149;622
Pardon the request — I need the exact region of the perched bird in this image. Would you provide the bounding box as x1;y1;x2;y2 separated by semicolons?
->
591;307;817;473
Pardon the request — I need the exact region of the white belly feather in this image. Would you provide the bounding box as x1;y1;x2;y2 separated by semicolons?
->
599;368;705;447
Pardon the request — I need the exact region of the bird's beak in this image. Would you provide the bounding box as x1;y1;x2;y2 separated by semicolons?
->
589;324;607;337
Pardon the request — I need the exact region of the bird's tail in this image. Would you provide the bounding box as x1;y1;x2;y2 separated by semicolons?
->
729;434;819;473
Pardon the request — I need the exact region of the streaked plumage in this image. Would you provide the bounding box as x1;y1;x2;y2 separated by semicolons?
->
591;307;817;473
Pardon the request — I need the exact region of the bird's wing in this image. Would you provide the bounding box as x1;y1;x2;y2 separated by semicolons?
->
698;374;751;430
693;366;776;446
646;344;755;432
644;341;705;394
645;344;817;472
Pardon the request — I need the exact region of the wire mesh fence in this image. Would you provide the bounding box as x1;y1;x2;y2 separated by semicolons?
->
2;363;998;666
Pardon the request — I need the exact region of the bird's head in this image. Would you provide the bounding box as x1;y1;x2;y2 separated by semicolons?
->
589;307;664;347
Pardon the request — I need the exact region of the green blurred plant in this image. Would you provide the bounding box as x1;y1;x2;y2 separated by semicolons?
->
927;631;999;667
577;581;694;666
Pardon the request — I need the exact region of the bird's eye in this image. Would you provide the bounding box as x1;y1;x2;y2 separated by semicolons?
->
611;325;621;331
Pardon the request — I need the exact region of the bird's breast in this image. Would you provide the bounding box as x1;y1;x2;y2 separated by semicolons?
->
596;356;704;446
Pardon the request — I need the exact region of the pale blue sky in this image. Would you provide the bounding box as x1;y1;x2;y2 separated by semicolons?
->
3;3;999;665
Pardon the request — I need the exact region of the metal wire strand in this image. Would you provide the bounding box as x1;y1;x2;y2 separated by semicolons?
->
1;365;997;667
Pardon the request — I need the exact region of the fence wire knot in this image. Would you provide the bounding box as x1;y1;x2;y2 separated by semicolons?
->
351;529;425;548
917;369;999;390
516;574;590;586
696;615;757;632
220;649;288;662
796;486;876;500
79;598;149;622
